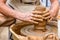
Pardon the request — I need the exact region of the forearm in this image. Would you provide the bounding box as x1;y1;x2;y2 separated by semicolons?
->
0;3;21;18
50;0;59;16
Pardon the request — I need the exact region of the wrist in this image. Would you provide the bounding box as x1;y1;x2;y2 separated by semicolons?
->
13;11;24;20
49;10;57;17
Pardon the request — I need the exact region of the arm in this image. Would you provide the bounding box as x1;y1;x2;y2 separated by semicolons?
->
0;0;43;24
50;0;59;17
0;0;21;18
41;0;59;22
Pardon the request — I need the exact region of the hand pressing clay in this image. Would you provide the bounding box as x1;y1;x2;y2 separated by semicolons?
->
34;5;49;31
19;5;58;40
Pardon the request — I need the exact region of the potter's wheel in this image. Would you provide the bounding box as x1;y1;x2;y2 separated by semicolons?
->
19;6;58;40
20;25;57;37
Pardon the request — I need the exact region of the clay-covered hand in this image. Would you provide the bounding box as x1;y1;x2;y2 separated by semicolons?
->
15;11;43;24
42;11;57;22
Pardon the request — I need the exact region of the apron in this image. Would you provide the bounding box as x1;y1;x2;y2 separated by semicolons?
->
8;0;41;12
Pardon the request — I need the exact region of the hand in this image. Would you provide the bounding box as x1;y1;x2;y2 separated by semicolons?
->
42;11;57;22
15;11;43;24
32;9;57;22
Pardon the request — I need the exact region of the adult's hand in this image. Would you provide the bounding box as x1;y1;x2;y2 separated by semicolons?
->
42;10;57;22
15;11;43;24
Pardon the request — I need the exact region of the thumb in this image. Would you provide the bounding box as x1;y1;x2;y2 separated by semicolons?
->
48;17;53;22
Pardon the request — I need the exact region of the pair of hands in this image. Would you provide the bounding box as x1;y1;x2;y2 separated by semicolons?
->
16;10;56;24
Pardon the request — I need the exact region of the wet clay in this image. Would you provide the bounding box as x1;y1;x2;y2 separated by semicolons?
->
20;6;58;40
10;5;58;40
34;5;48;31
44;33;59;40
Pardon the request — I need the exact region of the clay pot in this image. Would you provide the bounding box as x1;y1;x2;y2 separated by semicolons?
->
34;5;47;31
35;5;46;11
34;20;47;31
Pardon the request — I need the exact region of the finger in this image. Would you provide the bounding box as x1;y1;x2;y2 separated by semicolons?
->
32;15;43;18
31;18;43;21
44;16;51;19
48;17;53;22
43;13;50;17
32;11;43;14
29;20;38;24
